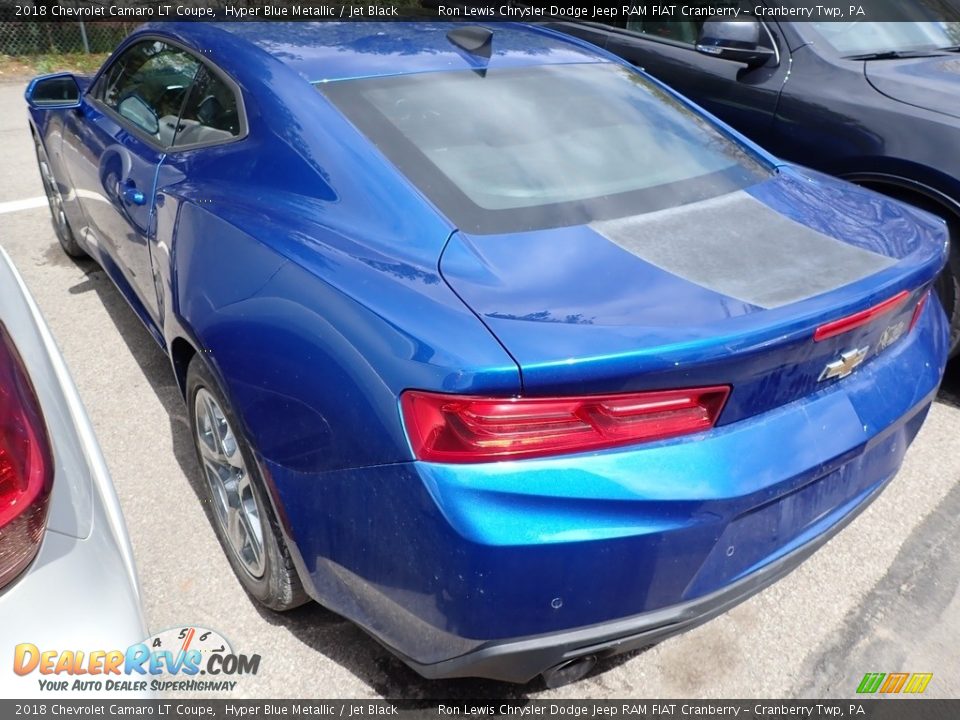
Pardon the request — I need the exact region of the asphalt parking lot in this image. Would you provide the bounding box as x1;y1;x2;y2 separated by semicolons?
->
1;78;958;700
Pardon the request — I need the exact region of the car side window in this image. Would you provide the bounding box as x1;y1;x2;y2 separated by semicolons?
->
627;20;701;45
172;64;242;147
96;40;200;145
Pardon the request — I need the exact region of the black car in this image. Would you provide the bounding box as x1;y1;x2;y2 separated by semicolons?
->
551;10;960;353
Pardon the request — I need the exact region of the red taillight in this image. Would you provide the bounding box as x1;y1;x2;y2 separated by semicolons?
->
909;290;930;332
401;386;730;463
814;290;910;342
0;324;54;590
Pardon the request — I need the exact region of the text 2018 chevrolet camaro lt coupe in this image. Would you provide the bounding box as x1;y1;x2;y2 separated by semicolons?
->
26;21;949;686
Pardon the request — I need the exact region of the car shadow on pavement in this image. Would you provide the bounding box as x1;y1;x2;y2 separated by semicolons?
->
64;256;198;475
252;595;647;699
59;251;700;697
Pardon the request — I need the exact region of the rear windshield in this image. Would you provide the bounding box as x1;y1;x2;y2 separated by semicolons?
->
320;63;770;234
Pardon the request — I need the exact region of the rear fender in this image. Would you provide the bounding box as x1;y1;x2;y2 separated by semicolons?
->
165;199;521;476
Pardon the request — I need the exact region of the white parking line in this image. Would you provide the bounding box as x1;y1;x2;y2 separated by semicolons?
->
0;196;47;214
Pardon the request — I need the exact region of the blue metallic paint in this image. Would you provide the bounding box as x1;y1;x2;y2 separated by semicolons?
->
25;21;950;681
269;296;943;658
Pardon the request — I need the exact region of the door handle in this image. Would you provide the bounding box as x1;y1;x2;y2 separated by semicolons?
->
122;186;145;206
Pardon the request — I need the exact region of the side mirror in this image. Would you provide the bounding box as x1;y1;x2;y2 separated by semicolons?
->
24;73;81;109
696;19;776;68
117;95;160;136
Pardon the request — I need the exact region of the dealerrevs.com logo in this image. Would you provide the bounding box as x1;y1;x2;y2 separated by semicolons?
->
13;627;260;693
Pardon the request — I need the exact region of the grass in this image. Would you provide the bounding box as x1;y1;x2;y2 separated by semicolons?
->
0;52;110;80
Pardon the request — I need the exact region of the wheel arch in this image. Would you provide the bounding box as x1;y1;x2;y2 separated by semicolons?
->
169;335;197;398
839;171;960;227
180;339;312;606
841;170;960;356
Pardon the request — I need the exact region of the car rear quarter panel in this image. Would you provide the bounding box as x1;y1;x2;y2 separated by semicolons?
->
154;41;522;474
166;196;521;474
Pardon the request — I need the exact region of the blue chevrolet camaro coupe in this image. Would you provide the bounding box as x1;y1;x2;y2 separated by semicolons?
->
25;21;949;686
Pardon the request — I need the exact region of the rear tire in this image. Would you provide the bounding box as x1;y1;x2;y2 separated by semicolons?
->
33;132;87;259
934;224;960;358
186;356;308;611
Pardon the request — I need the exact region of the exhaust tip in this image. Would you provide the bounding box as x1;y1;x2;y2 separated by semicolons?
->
541;655;597;689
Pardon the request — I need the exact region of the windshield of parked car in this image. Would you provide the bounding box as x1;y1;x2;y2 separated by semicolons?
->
803;12;960;57
811;21;960;56
320;63;770;234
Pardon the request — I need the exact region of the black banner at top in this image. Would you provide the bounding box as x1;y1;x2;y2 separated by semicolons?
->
1;0;960;23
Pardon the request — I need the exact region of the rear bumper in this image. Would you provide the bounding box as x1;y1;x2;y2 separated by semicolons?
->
402;468;895;683
269;298;947;683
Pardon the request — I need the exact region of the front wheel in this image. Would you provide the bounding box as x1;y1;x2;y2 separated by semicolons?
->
33;132;87;259
186;357;308;611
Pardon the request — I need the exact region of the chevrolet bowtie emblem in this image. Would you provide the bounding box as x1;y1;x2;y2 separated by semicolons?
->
819;346;870;382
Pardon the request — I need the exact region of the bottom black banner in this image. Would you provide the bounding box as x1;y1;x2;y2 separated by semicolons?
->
1;700;956;720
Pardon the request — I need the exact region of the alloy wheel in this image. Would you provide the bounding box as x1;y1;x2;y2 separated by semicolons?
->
193;388;266;579
35;138;70;240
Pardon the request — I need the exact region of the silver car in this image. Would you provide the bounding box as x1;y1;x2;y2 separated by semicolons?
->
0;247;147;698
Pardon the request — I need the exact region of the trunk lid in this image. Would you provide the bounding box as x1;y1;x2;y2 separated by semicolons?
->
439;168;947;425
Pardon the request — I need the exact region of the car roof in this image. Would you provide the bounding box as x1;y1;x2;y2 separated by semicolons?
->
215;21;607;83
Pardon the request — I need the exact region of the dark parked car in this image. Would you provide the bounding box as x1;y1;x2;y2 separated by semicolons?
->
25;21;948;686
551;10;960;354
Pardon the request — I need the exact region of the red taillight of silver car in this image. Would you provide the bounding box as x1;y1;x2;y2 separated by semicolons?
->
0;324;54;590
